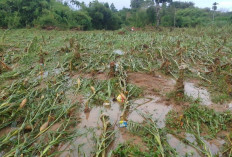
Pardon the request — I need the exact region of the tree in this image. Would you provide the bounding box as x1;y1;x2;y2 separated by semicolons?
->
130;0;145;9
71;0;80;7
170;1;194;9
86;1;121;30
153;0;172;27
146;6;156;24
104;2;109;8
110;3;117;12
212;2;218;22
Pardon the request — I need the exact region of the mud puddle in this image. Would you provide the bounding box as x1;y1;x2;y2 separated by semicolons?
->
167;133;224;157
60;95;163;156
60;95;173;156
59;101;124;156
59;130;98;157
128;95;173;128
167;134;200;157
186;133;225;156
184;82;212;106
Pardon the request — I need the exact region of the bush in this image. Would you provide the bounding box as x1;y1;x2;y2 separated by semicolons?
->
0;10;8;28
7;12;21;28
34;12;58;28
68;11;92;30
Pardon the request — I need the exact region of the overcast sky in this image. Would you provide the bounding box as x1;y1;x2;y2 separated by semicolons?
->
69;0;232;11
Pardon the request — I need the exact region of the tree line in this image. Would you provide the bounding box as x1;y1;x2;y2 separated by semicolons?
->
0;0;231;30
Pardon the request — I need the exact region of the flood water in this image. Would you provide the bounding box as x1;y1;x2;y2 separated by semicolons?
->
167;134;200;157
167;132;224;157
184;82;212;106
128;96;173;128
59;95;172;156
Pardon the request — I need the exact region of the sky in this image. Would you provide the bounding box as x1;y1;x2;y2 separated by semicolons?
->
68;0;232;11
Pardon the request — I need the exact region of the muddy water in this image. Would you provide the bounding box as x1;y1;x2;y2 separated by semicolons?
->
168;132;224;157
167;134;200;157
128;96;173;128
59;101;123;157
79;102;121;128
184;82;212;106
60;95;172;156
185;133;225;156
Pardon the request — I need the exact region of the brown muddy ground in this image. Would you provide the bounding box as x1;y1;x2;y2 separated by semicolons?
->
36;71;230;157
128;72;175;95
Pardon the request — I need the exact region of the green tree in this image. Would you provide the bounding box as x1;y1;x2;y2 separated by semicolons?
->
68;11;92;30
87;1;120;30
146;6;156;24
152;0;172;27
130;0;145;9
170;1;194;9
110;3;117;12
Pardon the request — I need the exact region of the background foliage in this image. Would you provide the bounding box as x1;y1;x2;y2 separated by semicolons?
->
0;0;231;30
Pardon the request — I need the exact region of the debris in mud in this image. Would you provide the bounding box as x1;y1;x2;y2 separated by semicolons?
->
119;121;128;128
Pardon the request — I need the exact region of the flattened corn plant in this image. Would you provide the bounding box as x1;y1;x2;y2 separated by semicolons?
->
0;26;232;156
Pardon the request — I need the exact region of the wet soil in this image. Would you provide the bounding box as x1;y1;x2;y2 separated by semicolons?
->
57;72;231;156
0;127;15;138
127;72;175;95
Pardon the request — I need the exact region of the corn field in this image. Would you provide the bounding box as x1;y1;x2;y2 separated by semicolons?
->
0;27;232;156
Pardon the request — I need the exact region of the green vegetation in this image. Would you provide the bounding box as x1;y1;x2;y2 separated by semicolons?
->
0;25;232;156
167;104;232;137
0;0;232;30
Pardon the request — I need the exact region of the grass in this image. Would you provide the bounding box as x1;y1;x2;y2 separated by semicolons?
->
166;104;232;137
0;26;232;156
166;104;232;156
